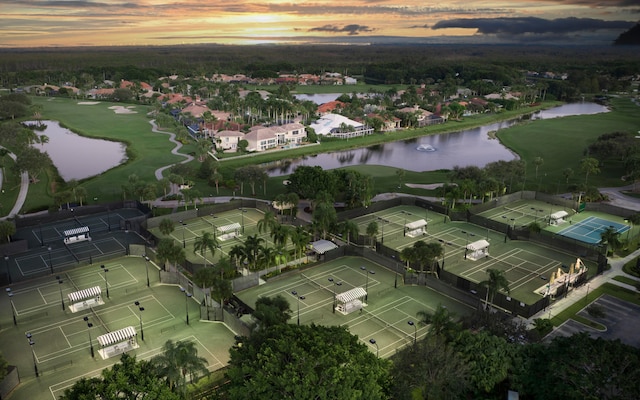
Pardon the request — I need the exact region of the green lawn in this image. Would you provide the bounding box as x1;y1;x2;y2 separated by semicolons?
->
28;97;186;210
497;97;640;193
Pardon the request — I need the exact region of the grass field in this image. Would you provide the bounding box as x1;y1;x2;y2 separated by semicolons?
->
235;256;477;358
0;255;237;400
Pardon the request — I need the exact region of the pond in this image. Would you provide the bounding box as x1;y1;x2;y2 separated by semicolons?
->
30;120;128;181
265;102;609;176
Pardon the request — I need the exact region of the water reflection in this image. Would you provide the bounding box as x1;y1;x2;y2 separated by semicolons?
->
265;103;609;176
29;120;128;181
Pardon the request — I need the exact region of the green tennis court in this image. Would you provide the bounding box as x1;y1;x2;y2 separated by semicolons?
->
1;255;237;400
150;208;296;266
235;256;476;358
478;199;574;228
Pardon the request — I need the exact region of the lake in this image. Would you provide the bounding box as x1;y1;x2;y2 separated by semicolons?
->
265;102;609;176
30;120;128;181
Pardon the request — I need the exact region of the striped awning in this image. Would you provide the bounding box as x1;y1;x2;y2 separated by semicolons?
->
310;240;338;255
336;287;367;303
97;326;136;347
63;226;90;237
217;222;241;233
405;219;427;230
467;239;490;251
67;286;101;302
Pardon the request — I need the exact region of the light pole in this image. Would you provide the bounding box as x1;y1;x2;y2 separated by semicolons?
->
56;276;65;310
408;320;417;344
180;287;192;325
360;266;374;302
4;255;11;284
47;245;53;274
135;301;145;341
531;207;544;224
180;221;186;248
239;207;246;234
391;255;399;288
7;288;16;325
369;338;379;358
26;333;38;377
377;218;388;244
291;290;305;325
143;255;150;287
83;316;94;357
461;231;474;260
101;265;109;299
401;211;410;237
327;278;342;313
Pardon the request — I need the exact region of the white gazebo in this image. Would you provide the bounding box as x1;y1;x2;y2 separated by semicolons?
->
216;222;241;241
335;287;367;314
549;210;569;226
67;286;103;312
96;326;138;360
404;219;427;237
466;239;490;261
63;226;91;244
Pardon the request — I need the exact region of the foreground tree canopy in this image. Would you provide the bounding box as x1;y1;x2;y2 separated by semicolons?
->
225;323;391;399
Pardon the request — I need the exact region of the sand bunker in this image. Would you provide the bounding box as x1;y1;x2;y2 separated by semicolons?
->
405;183;455;190
78;101;100;105
108;105;138;114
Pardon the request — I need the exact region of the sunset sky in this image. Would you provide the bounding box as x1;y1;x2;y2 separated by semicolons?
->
0;0;637;48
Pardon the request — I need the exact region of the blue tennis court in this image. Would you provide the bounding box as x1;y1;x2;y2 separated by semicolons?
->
557;216;630;244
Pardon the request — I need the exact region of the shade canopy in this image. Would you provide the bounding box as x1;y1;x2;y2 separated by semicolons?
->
217;222;241;233
336;287;367;303
466;239;490;251
550;210;569;220
97;326;136;347
405;219;427;229
309;240;338;254
64;226;89;236
68;286;101;302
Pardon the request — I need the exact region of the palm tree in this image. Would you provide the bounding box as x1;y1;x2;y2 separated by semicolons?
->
289;226;310;263
152;340;209;395
366;221;379;248
417;304;458;339
258;245;277;275
229;244;248;271
270;224;290;248
243;234;264;271
193;231;219;268
479;268;510;310
257;210;278;234
339;219;359;246
600;226;622;255
159;218;175;236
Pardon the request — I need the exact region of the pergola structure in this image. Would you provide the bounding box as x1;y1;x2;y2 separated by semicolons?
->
549;210;569;226
466;239;490;261
216;222;241;241
404;219;427;237
97;326;138;360
335;287;367;314
63;226;91;244
67;286;103;312
308;240;338;261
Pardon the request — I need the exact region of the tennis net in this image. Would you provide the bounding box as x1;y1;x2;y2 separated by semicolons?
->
90;306;110;333
363;309;412;343
301;273;335;298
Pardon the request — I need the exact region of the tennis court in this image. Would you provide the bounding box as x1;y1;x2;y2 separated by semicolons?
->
478;199;573;228
236;256;476;358
557;216;629;244
1;256;237;400
152;208;296;266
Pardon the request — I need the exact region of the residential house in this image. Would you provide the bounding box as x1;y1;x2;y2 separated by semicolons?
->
317;101;346;115
309;113;373;139
215;130;245;152
366;113;401;132
245;122;308;152
397;105;444;127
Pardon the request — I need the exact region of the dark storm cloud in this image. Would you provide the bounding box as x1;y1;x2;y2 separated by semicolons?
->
431;17;634;35
309;24;374;35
